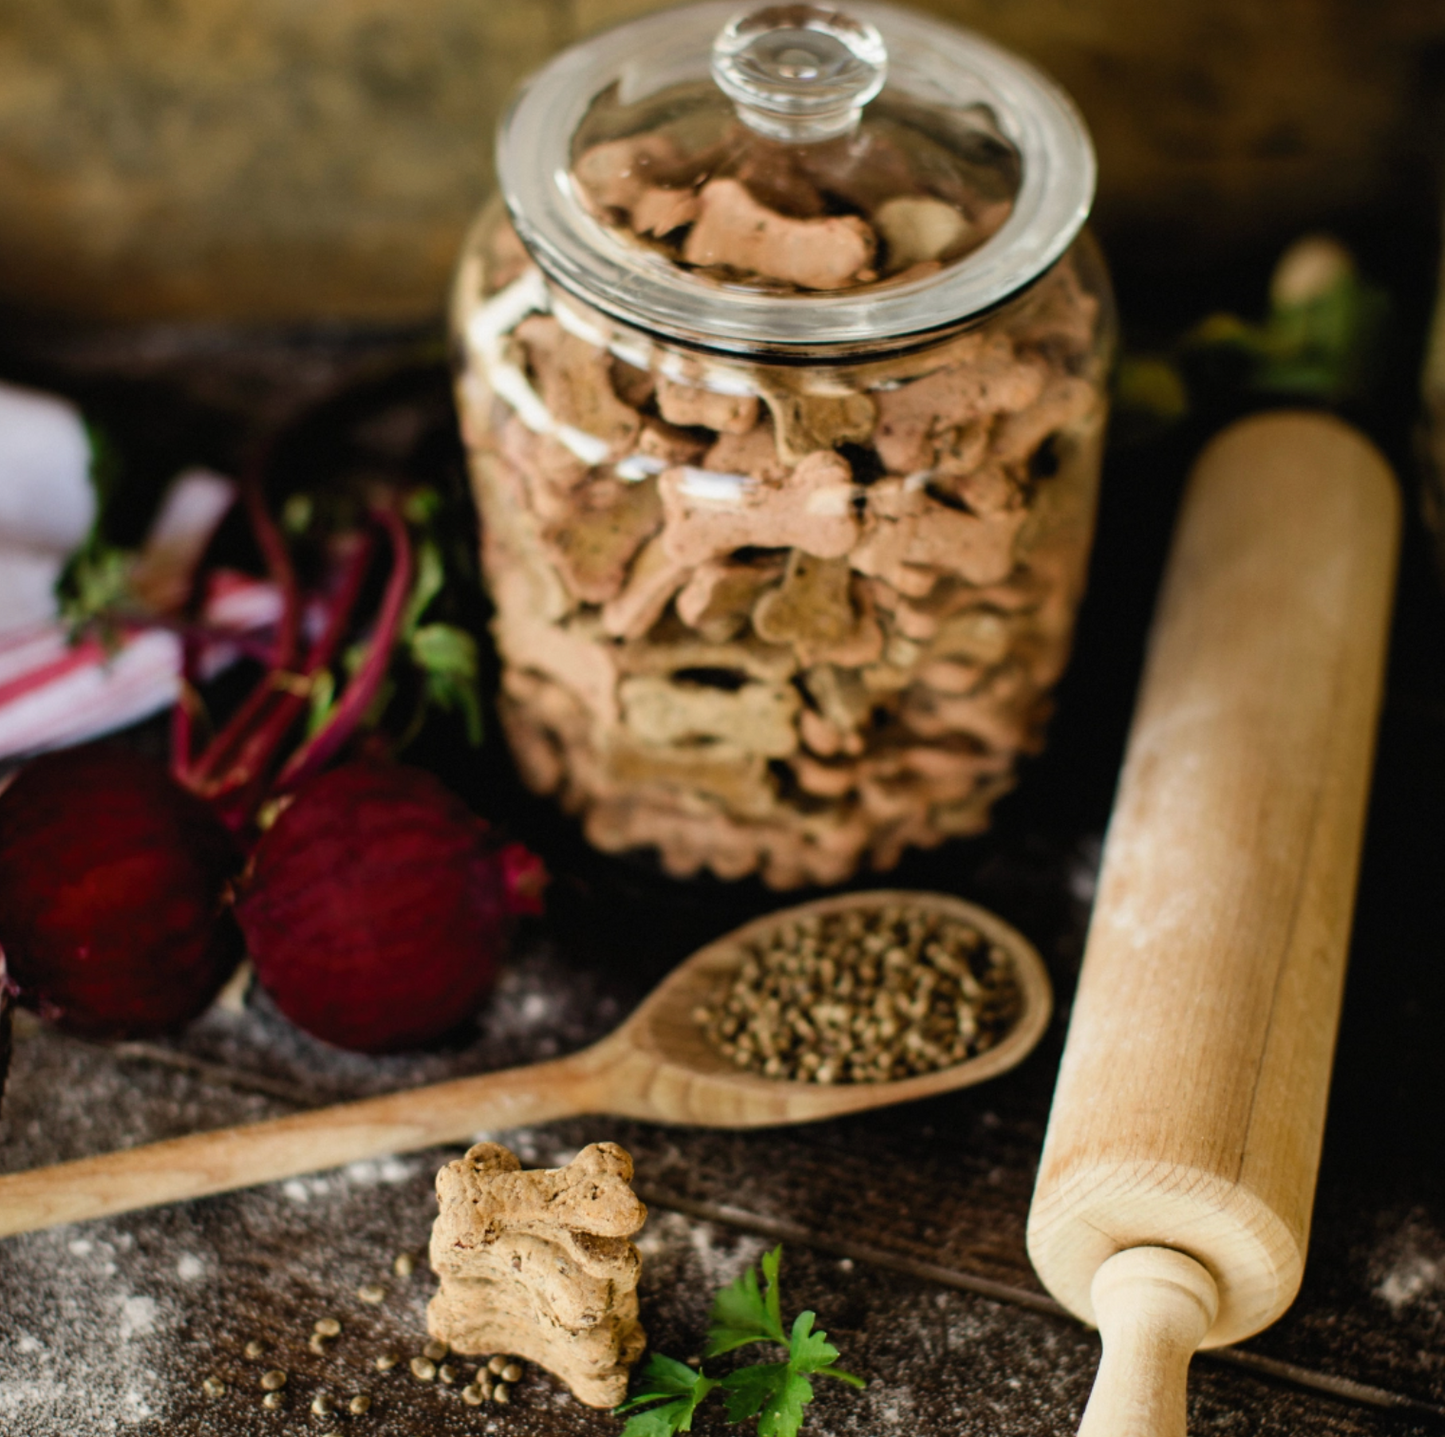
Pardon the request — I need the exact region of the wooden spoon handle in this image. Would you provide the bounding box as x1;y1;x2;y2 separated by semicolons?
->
1078;1249;1219;1437
0;1051;597;1238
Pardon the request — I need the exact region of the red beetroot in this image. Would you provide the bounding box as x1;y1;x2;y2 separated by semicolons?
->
235;761;545;1053
0;745;243;1038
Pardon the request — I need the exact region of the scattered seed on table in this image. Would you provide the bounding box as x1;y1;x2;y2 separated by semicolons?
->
311;1393;335;1415
260;1370;287;1391
244;1339;266;1360
422;1338;448;1362
374;1353;400;1372
349;1394;372;1414
357;1283;387;1304
493;1382;511;1405
262;1390;285;1409
438;1364;457;1385
500;1363;523;1384
202;1376;226;1398
313;1317;342;1338
462;1383;486;1406
410;1357;436;1382
393;1252;416;1277
487;1355;508;1376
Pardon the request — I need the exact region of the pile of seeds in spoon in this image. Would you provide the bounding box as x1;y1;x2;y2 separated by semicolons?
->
695;902;1022;1083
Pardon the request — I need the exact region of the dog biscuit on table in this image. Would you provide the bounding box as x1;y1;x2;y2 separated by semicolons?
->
428;1142;646;1410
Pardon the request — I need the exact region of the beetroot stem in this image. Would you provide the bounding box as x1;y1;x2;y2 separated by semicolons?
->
240;461;301;669
184;530;377;830
179;460;305;790
170;633;202;781
155;617;278;668
276;507;413;793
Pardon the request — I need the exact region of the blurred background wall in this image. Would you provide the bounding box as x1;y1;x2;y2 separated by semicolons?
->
2;0;1443;326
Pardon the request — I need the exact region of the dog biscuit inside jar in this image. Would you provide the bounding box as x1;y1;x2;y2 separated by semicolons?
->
453;1;1113;887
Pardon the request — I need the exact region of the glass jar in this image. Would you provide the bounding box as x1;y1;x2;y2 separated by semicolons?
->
452;1;1114;888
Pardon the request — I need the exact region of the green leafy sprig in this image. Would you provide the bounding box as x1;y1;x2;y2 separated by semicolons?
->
1112;232;1391;442
294;485;484;752
615;1247;863;1437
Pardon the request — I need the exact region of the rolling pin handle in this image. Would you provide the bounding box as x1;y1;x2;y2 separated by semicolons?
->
1077;1247;1219;1437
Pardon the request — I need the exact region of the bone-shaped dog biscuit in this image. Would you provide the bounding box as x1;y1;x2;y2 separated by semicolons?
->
660;450;857;566
682;178;875;291
428;1142;647;1409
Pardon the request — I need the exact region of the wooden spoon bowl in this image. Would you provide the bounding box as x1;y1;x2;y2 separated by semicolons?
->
0;889;1050;1238
619;889;1052;1126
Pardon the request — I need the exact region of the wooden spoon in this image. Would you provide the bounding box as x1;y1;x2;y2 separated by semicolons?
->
0;889;1050;1239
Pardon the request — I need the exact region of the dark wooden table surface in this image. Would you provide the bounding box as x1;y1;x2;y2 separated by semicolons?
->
3;235;1445;1435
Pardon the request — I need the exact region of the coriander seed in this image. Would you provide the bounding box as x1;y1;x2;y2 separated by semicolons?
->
357;1283;386;1304
262;1390;285;1409
393;1252;416;1277
487;1354;508;1376
422;1338;448;1362
374;1353;399;1372
311;1393;335;1415
313;1317;342;1338
410;1356;436;1382
462;1383;486;1406
493;1382;511;1405
696;905;1020;1084
349;1393;372;1414
438;1364;457;1385
202;1376;226;1398
260;1369;287;1391
500;1363;523;1384
244;1339;266;1360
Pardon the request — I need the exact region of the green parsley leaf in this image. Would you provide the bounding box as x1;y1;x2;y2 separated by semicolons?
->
622;1246;861;1437
617;1404;697;1437
761;1244;785;1340
788;1309;864;1389
758;1370;816;1437
720;1359;787;1419
785;1310;838;1372
614;1354;716;1436
614;1353;703;1409
720;1360;813;1437
705;1244;787;1355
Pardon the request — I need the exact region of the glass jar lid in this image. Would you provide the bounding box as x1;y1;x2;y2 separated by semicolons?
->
498;0;1096;359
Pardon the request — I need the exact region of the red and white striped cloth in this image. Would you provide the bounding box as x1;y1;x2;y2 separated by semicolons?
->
0;571;282;760
0;458;280;762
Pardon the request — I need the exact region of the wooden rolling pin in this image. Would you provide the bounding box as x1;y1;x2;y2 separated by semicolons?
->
1027;411;1400;1434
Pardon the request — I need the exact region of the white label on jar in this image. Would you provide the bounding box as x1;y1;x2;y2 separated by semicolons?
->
615;454;669;481
556;425;613;466
551;296;612;350
488;361;555;434
652;355;760;398
676;468;755;506
467;268;548;356
469;270;619;464
553;290;760;400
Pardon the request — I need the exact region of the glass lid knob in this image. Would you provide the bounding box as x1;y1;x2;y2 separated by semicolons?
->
711;4;887;143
